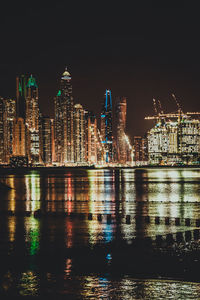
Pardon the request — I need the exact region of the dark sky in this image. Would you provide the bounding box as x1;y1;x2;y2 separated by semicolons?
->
1;1;200;138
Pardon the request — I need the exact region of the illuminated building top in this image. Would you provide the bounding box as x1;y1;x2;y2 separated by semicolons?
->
61;67;71;80
27;75;38;89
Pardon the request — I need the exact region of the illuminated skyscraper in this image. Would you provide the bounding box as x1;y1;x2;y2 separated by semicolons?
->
0;98;5;163
12;75;28;165
54;67;74;164
85;111;98;164
40;117;52;165
54;90;64;164
116;97;127;163
26;75;40;165
100;89;113;163
74;104;85;163
51;119;56;163
133;136;143;161
12;118;27;156
16;75;27;119
26;75;39;131
4;98;16;162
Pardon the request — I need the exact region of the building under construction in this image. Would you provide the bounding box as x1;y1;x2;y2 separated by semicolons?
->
145;96;200;165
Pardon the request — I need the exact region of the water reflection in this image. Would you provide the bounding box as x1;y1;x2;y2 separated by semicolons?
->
1;168;200;247
2;168;200;218
1;168;200;296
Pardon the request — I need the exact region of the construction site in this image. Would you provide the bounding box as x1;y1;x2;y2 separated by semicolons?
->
145;95;200;165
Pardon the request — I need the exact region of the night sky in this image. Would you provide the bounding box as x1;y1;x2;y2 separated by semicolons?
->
0;1;200;138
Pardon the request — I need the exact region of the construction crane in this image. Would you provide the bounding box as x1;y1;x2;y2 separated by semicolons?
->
145;112;198;121
157;99;164;114
152;98;158;116
145;94;200;121
171;93;182;113
186;112;200;115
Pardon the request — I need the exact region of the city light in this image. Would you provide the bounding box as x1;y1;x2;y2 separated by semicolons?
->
0;69;200;167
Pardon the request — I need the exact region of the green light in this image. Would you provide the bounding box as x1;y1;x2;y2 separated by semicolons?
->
27;75;38;89
57;90;61;96
19;82;22;93
29;227;39;256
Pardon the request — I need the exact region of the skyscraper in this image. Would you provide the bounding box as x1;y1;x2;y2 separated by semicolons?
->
54;67;74;164
100;89;113;163
0;98;5;163
116;97;127;163
85;111;98;164
4;98;16;162
16;75;27;119
26;75;40;165
54;90;64;164
12;75;27;165
74;104;85;163
133;136;143;161
40;117;52;165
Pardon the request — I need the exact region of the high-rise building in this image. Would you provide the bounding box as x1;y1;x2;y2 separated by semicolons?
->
54;90;64;164
26;75;40;165
51;119;56;163
12;117;27;157
100;89;113;163
26;75;39;131
0;98;5;163
133;136;143;161
116;97;127;163
12;75;28;164
141;137;148;161
54;67;74;164
147;117;200;164
40;117;52;165
16;75;27;119
84;111;98;164
4;98;16;162
74;104;85;163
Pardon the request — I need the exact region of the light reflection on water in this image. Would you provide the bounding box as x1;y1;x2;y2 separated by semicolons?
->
2;271;200;299
2;168;200;217
1;168;200;296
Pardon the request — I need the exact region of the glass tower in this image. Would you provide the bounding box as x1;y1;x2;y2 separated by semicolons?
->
55;67;74;164
100;89;113;163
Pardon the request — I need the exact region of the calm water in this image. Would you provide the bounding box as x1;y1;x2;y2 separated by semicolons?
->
0;167;200;298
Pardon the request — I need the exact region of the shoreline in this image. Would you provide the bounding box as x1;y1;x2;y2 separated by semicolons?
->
0;165;200;171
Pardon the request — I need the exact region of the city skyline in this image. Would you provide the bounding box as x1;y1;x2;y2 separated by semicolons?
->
1;66;200;167
0;68;136;167
1;2;200;137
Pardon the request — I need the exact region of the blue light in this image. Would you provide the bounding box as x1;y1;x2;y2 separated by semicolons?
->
105;90;108;111
106;253;112;261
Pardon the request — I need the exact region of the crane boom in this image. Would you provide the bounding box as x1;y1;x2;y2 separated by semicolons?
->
171;93;182;112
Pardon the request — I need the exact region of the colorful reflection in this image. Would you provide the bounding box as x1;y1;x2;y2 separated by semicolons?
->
24;216;40;256
25;172;41;212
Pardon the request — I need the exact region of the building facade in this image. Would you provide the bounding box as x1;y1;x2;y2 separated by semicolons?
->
116;97;127;163
74;104;85;163
54;67;74;165
40;117;52;165
84;111;98;164
26;75;40;165
148;118;200;164
100;89;113;163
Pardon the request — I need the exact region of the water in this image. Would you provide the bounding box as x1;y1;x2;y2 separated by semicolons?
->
0;167;200;298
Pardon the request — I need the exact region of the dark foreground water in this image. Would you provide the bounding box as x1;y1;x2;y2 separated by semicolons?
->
1;168;200;298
